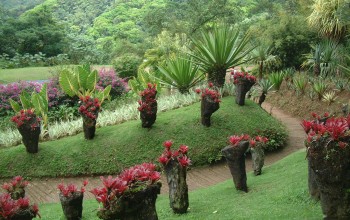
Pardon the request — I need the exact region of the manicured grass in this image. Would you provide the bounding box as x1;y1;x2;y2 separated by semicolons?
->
0;97;286;178
38;150;322;219
0;65;113;83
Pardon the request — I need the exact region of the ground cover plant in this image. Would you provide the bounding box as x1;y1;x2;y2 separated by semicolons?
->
37;150;322;219
0;97;286;178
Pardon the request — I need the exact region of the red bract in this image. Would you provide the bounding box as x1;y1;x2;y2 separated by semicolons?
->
229;134;268;148
57;180;88;198
158;141;191;167
10;109;40;129
91;163;160;211
79;96;101;120
195;83;221;103
0;192;39;218
301;120;313;134
2;176;29;194
138;83;157;114
231;71;256;85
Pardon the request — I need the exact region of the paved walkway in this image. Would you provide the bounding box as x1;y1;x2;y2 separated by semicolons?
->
0;102;306;204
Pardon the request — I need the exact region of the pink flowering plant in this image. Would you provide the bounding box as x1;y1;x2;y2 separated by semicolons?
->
57;180;88;198
96;68;129;99
301;112;350;149
0;193;40;219
2;176;29;200
138;83;157;114
195;82;221;103
231;71;256;85
158;140;191;167
90;163;160;217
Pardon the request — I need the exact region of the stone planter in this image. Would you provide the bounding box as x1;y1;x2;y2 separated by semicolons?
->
82;117;97;140
10;210;35;220
307;138;350;219
164;160;189;214
97;182;161;220
18;124;40;154
250;145;265;176
307;158;320;200
201;97;219;127
235;81;255;106
140;102;157;128
59;192;84;220
221;141;249;192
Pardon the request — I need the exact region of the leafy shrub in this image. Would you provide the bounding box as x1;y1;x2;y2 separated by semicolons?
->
293;75;309;95
311;78;328;100
0;81;41;116
97;68;129;99
112;53;143;78
0;53;69;69
253;128;288;152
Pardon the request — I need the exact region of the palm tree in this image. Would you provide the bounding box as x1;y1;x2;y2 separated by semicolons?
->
250;45;281;79
308;0;349;41
190;25;254;88
158;57;205;94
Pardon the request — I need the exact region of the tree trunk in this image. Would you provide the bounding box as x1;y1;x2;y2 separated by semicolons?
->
140;101;157;128
221;141;249;192
59;193;84;220
83;118;96;140
250;145;265;176
208;68;226;88
259;62;263;80
18;125;40;153
314;63;320;76
164;160;189;214
97;183;162;220
201;97;220;127
307;139;350;219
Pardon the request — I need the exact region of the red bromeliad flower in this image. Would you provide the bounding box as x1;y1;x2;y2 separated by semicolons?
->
91;163;160;211
302;112;350;149
250;136;269;148
231;71;256;85
194;83;221;103
10;109;40;130
0;192;40;218
79;96;101;120
229;134;268;148
138;83;157;114
2;176;29;194
57;180;88;198
158;140;191;167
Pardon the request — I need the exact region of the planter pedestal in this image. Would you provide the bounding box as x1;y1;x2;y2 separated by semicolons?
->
18;125;40;153
235;81;254;106
164;160;189;214
307;139;350;219
250;146;265;176
201;98;219;127
97;182;161;220
10;210;35;220
140;102;157;128
59;193;84;220
307;158;320;200
83;119;96;140
222;141;249;192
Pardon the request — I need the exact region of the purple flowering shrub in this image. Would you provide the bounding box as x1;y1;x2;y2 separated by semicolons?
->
0;81;41;116
97;68;129;99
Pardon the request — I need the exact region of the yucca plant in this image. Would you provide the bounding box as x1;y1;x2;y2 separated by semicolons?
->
322;91;338;105
331;77;348;92
302;43;322;76
268;71;285;91
256;79;274;106
158;57;205;94
190;25;254;88
250;45;281;79
312;78;329;100
293;75;309;95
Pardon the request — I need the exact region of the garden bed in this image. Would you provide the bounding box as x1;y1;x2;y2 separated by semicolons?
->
0;97;287;178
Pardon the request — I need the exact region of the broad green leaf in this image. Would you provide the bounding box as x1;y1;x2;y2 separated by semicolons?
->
59;69;79;97
9;99;21;112
39;84;49;114
86;70;98;91
77;65;88;89
19;91;33;109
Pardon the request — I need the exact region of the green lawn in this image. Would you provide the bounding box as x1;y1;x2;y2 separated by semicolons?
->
0;98;287;178
39;150;322;219
0;65;113;83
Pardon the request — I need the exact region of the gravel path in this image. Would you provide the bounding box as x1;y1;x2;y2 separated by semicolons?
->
0;102;306;204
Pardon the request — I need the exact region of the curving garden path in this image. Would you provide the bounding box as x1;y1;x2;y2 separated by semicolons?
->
0;102;306;204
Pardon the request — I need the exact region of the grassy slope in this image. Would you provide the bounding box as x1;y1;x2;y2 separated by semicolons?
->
0;98;286;178
0;65;112;83
39;150;322;219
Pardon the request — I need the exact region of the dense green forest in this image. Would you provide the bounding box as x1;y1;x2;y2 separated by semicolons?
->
0;0;349;76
